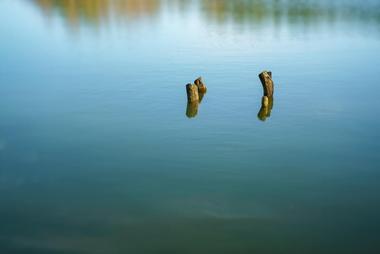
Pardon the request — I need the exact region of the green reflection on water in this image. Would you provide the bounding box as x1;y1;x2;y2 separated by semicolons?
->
31;0;380;34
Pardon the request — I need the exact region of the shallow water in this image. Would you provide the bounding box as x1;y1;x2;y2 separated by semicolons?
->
1;0;380;253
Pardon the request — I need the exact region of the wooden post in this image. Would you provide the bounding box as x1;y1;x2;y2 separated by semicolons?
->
258;71;274;97
194;77;207;93
186;83;199;103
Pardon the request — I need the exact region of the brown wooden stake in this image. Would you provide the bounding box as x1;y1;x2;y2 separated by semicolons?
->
258;71;274;97
194;77;207;93
186;83;199;103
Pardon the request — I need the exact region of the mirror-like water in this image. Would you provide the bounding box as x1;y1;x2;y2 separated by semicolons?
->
1;0;380;253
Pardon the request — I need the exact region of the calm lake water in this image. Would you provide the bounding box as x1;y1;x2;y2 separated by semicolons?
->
1;0;380;253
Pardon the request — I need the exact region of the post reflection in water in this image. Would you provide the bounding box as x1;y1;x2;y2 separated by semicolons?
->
186;91;206;118
258;96;274;121
186;101;199;118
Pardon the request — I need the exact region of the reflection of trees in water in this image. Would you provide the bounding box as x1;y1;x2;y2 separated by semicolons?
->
32;0;380;32
201;0;380;30
33;0;162;28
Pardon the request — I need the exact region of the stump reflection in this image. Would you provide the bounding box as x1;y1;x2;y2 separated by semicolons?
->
257;96;274;121
186;101;199;118
186;91;206;118
198;91;206;103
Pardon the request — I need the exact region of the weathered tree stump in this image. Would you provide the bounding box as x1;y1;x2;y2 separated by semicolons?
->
258;71;274;97
186;83;199;103
194;77;207;93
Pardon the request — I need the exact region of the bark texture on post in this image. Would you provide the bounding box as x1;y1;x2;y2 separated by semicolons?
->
259;71;274;97
186;83;199;103
194;77;207;93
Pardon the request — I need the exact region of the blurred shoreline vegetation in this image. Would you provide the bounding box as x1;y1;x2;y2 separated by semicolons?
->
32;0;162;27
31;0;380;34
202;0;380;28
